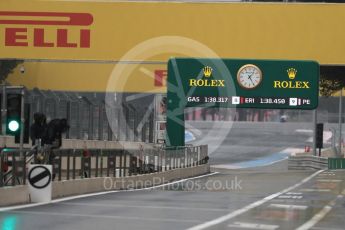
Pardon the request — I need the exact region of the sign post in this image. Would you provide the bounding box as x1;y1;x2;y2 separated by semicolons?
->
167;58;319;147
27;164;52;203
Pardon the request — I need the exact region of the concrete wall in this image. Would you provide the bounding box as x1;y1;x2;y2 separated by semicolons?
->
53;164;209;198
288;147;343;170
288;155;328;170
0;164;210;207
0;185;29;207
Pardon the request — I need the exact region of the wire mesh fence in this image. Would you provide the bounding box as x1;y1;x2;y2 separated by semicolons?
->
1;88;156;143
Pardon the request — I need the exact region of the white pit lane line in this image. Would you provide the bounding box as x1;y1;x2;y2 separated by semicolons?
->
0;171;219;212
187;170;325;230
228;222;279;230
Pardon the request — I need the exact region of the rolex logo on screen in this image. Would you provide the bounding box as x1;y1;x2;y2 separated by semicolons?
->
189;66;225;87
273;67;309;89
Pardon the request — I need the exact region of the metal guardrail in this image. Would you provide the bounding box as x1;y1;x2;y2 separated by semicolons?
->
0;145;208;187
328;158;345;169
288;155;328;170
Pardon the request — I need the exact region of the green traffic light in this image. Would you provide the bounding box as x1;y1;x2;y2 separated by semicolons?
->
8;120;20;132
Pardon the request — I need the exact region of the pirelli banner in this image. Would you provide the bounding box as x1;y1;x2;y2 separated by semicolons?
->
1;1;345;92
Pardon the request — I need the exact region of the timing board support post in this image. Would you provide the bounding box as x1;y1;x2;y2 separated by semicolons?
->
338;88;343;156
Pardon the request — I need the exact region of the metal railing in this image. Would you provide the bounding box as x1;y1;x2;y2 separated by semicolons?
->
0;148;36;187
0;145;208;187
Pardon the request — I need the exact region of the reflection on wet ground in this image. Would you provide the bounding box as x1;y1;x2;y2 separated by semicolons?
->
212;170;345;230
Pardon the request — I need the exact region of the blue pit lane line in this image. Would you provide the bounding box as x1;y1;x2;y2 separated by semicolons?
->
185;130;195;143
218;152;289;169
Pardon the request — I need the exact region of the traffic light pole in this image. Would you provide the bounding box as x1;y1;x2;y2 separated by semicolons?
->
20;88;25;157
338;89;343;156
1;85;6;135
